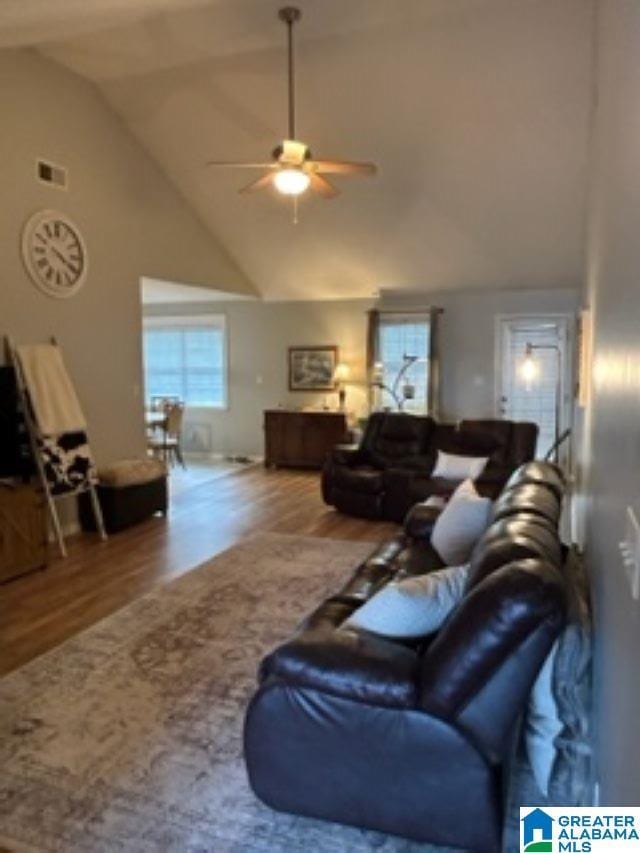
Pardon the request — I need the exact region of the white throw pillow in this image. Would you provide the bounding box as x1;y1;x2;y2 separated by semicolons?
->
343;563;470;638
526;642;562;796
421;495;447;509
432;450;489;481
431;479;492;565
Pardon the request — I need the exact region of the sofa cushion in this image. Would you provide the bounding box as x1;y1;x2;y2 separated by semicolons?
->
332;486;384;520
492;483;561;526
344;563;470;639
459;420;513;466
332;464;384;495
392;541;446;578
369;413;432;467
506;461;565;501
467;520;563;590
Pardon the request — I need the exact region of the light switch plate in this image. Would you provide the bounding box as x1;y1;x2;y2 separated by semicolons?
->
619;506;640;600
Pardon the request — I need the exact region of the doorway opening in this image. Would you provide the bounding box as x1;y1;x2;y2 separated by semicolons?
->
138;276;256;494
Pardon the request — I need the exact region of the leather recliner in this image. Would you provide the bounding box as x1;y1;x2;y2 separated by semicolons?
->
245;462;567;852
322;412;539;522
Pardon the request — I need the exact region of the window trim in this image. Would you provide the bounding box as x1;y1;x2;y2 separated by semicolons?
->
142;313;229;410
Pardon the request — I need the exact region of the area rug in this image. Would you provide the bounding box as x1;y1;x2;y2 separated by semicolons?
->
0;533;459;853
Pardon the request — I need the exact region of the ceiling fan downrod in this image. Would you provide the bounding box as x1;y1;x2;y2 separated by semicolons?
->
278;6;301;140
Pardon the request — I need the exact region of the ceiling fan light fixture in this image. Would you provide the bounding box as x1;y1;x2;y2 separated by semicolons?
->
205;5;377;213
273;168;310;196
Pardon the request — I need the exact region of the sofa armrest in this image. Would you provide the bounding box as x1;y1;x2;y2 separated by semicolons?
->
404;502;443;541
330;444;367;466
260;629;419;709
475;465;512;499
391;454;433;472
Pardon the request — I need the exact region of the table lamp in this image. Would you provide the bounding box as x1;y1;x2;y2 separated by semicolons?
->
333;362;350;409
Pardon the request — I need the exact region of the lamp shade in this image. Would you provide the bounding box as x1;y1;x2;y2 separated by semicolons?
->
333;362;350;382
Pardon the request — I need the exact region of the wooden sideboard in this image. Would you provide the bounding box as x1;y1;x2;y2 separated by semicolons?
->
264;410;349;469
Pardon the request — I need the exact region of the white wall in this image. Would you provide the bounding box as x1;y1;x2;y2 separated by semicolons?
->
144;286;578;457
581;0;640;805
0;49;253;468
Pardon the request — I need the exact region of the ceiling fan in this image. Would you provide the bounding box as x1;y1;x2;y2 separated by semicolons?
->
206;6;377;202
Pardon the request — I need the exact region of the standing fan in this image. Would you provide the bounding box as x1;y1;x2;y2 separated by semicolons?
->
206;6;377;206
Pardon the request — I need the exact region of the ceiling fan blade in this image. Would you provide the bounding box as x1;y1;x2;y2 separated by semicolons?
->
239;172;275;194
206;161;277;169
309;160;377;176
308;173;339;199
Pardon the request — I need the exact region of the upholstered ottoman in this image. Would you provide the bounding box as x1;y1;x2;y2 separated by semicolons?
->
79;458;167;534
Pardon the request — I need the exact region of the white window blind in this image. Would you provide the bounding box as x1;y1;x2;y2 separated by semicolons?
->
143;315;227;407
377;313;431;413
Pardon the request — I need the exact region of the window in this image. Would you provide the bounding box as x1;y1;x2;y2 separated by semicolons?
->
376;313;431;413
143;315;227;407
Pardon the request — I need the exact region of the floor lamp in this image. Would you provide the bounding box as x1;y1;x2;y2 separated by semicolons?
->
371;355;419;411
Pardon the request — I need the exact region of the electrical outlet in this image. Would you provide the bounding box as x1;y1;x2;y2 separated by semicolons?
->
619;506;640;600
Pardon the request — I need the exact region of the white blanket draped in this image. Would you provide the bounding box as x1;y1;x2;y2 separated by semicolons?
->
16;343;87;436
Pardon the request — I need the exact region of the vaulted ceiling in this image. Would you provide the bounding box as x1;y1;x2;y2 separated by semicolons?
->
1;0;592;299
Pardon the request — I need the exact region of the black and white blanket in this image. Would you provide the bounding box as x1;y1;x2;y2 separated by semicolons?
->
38;431;96;496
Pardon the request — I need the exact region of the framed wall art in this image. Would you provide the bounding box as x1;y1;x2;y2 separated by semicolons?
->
288;346;338;391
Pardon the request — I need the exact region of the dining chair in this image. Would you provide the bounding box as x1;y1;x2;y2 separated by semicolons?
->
147;402;186;468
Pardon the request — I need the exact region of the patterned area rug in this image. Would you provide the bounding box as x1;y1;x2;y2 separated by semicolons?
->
0;533;458;853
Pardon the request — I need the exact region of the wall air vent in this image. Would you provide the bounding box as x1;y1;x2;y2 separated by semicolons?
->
36;159;67;189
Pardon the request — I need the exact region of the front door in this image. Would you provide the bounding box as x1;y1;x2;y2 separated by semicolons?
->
496;316;572;463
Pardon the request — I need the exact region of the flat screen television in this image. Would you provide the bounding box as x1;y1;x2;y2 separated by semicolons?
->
0;365;32;479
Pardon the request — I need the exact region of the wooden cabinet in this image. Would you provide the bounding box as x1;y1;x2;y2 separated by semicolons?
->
264;410;349;469
0;483;47;583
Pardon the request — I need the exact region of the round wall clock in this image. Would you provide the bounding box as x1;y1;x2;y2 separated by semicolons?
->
21;210;88;298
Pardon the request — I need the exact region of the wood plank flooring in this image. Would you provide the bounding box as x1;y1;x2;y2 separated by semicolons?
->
1;466;398;676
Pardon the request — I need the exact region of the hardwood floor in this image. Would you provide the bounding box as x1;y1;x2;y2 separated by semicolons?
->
1;466;398;676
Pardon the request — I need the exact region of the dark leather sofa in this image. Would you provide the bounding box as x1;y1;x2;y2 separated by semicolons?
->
245;462;566;852
321;412;539;522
